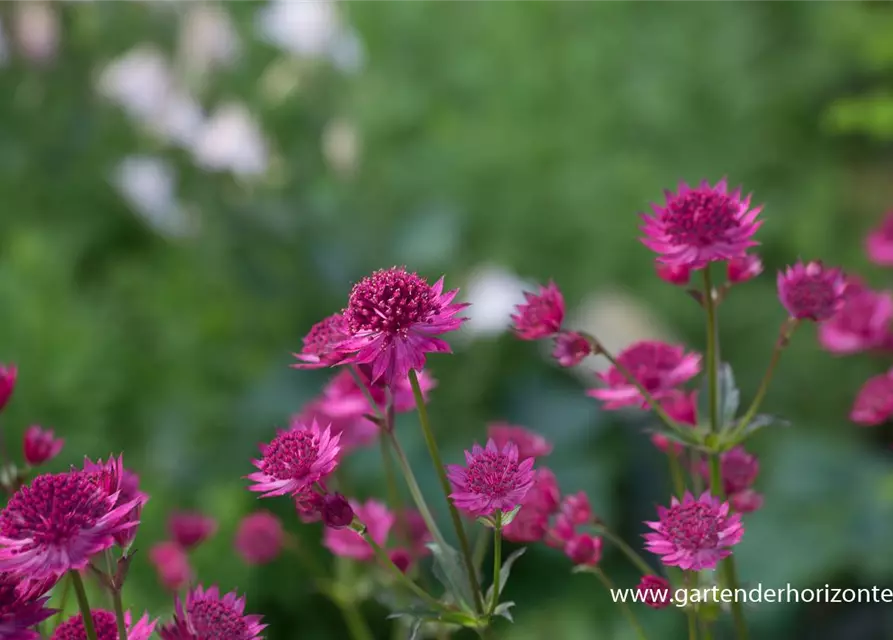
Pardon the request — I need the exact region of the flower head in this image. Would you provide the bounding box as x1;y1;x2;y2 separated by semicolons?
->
588;341;701;409
0;467;146;580
320;493;355;529
149;541;192;591
323;499;393;561
291;313;349;369
644;491;743;571
552;332;592;367
337;267;468;385
0;572;55;640
22;426;64;467
511;281;565;340
486;423;552;460
81;457;147;548
0;365;16;413
168;511;217;549
726;254;763;284
641;179;762;269
564;533;602;566
52;610;156;640
446;440;535;517
655;262;691;286
503;468;561;543
777;261;846;321
636;575;672;609
730;489;764;514
559;492;592;526
247;419;340;498
158;586;266;640
235;511;283;565
866;212;893;266
850;370;893;426
719;447;759;495
818;284;893;355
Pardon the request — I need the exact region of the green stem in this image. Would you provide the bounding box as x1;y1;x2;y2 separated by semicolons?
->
53;573;73;628
723;558;748;640
334;598;375;640
408;368;484;614
488;526;502;615
594;526;655;576
702;267;720;433
709;456;723;497
667;448;687;498
688;607;698;640
381;421;408;545
593;568;648;640
112;587;128;640
70;571;98;640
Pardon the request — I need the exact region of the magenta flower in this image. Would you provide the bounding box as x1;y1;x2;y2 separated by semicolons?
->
641;179;763;269
291;313;350;369
168;511;217;549
655;262;692;286
320;493;355;529
644;492;743;571
0;365;16;413
866;211;893;266
552;332;592;367
588;341;701;409
51;610;156;640
636;575;672;609
337;267;468;385
818;284;893;355
777;261;846;321
651;391;697;454
0;572;55;640
158;586;266;640
446;440;535;517
149;541;192;591
323;499;393;561
726;254;763;284
564;533;602;566
559;492;592;526
730;489;764;514
511;281;565;340
22;426;64;467
719;447;760;495
235;511;284;566
247;419;341;498
850;370;893;426
503;468;561;543
82;457;147;548
486;423;553;460
0;467;146;580
502;508;549;544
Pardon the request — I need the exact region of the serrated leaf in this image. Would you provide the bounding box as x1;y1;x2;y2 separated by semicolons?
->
485;547;525;603
427;541;475;612
645;426;705;449
493;601;516;623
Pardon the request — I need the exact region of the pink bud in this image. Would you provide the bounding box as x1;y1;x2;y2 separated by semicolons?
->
22;425;63;466
552;332;592;368
559;492;592;526
168;511;218;550
0;365;17;412
727;254;763;284
564;533;602;566
655;262;691;286
149;541;192;591
322;493;355;529
235;511;284;565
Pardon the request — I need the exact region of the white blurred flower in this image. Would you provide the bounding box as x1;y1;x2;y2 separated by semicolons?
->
329;27;365;74
14;2;59;64
98;45;173;121
178;4;240;77
191;103;269;178
322;118;360;177
460;265;530;339
112;156;195;238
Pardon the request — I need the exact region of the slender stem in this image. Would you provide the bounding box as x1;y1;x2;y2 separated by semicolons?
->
702;267;720;433
112;587;128;640
408;369;484;614
593;569;648;640
594;526;655;576
709;456;723;497
53;573;73;628
488;526;502;615
334;598;375;640
381;420;407;545
667;449;687;498
688;607;698;640
70;571;98;640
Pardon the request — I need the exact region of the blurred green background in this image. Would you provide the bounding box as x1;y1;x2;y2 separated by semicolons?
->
2;2;893;639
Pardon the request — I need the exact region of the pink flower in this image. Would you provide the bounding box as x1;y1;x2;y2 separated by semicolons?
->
502;508;549;543
82;457;147;548
0;365;16;413
486;423;552;460
777;261;847;321
727;254;763;284
564;533;602;566
866;211;893;266
588;341;701;409
718;447;759;495
552;332;592;367
503;468;561;543
546;514;576;549
850;370;893;426
0;572;55;640
730;489;764;514
320;493;355;529
246;419;341;498
51;609;157;640
511;281;565;340
644;492;743;571
641;179;763;269
168;511;217;549
149;541;192;591
559;492;592;526
22;426;63;467
235;511;284;565
0;467;146;580
655;262;691;286
446;440;535;517
291;313;350;369
651;391;697;454
525;468;561;514
337;267;468;385
323;499;393;561
818;285;893;354
636;575;672;609
158;585;266;640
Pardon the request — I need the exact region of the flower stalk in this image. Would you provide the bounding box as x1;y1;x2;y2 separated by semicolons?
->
70;570;98;640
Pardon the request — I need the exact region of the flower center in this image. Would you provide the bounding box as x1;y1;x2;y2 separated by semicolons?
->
187;598;249;638
345;268;436;335
261;429;321;481
664;191;740;247
664;503;719;550
466;452;520;498
52;610;119;640
788;278;837;317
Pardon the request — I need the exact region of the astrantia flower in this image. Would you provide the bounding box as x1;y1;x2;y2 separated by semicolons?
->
719;447;759;495
0;468;145;580
588;341;701;409
730;489;764;514
511;281;565;340
149;541;192;591
247;419;340;498
22;426;64;467
446;440;535;517
82;457;147;548
559;492;592;526
337;267;469;385
323;499;393;561
0;365;16;413
235;511;283;565
850;370;893;426
552;332;592;367
651;391;697;454
641;179;762;269
655;262;691;286
564;533;602;566
777;261;846;321
644;492;743;571
0;572;55;640
158;586;266;640
503;468;561;543
726;254;763;284
168;511;217;549
866;212;893;266
636;575;672;609
291;313;349;369
52;609;156;640
486;423;552;460
818;284;893;354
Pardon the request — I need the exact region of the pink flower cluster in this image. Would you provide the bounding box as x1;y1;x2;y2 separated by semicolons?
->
149;510;217;591
511;282;593;368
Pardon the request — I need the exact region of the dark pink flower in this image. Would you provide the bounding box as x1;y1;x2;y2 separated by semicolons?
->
502;468;560;543
235;511;284;565
446;440;535;517
51;609;156;640
246;419;340;498
719;447;759;495
388;548;412;574
819;285;893;354
486;423;552;460
502;508;549;543
588;341;701;409
644;491;743;571
82;457;147;548
0;365;16;413
564;533;602;566
866;212;893;266
655;262;692;286
730;489;764;514
294;403;378;455
641;179;763;269
323;499;393;561
158;585;266;640
168;511;217;549
651;391;697;454
636;575;672;609
726;254;763;284
22;426;63;467
850;370;893;426
777;261;846;321
559;492;592;526
0;467;146;580
511;281;565;340
525;468;561;514
552;332;592;367
149;541;192;591
321;493;355;529
291;313;350;369
546;514;576;549
337;267;468;385
0;572;55;640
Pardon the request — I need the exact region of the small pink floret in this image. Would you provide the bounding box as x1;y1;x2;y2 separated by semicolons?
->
655;262;691;286
511;281;565;340
486;423;552;460
777;261;846;321
291;313;350;369
636;575;672;609
0;364;16;413
446;439;536;518
22;426;64;467
235;511;284;565
818;283;893;355
564;533;602;566
552;332;592;367
149;541;192;591
850;370;893;426
726;254;763;284
866;211;893;266
168;511;217;550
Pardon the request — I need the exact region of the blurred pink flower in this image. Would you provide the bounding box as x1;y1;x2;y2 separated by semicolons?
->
726;254;763;284
323;499;392;561
149;541;193;591
22;426;63;467
168;511;217;550
818;284;893;354
511;281;565;340
291;313;349;369
235;511;284;565
564;533;602;566
486;423;552;460
777;261;846;321
850;370;893;426
636;575;672;609
651;391;697;454
0;364;16;413
866;211;893;266
655;261;691;286
552;332;592;367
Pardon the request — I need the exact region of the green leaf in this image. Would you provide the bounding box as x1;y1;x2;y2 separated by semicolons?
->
734;414;792;441
427;542;476;613
485;547;526;603
699;362;740;429
499;505;523;527
493;601;516;623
